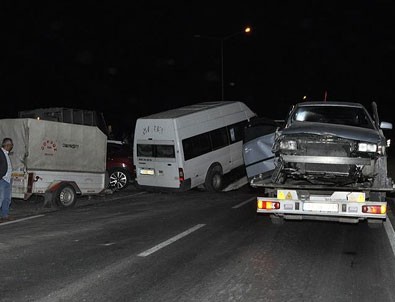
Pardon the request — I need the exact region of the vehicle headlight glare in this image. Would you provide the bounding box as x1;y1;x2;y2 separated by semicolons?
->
280;140;297;150
358;143;377;152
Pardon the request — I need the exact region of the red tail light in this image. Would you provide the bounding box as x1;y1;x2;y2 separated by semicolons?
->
257;200;280;210
178;168;185;182
362;205;386;214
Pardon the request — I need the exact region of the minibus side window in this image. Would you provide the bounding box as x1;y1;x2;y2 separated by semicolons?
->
228;121;247;143
182;139;193;160
210;127;229;150
182;133;211;160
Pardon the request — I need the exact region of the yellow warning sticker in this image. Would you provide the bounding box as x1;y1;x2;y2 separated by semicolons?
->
278;191;285;200
357;194;365;202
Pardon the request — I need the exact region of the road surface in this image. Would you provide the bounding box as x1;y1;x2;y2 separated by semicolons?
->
1;186;395;302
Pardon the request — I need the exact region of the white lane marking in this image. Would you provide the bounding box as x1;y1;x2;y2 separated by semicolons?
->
384;217;395;257
0;214;45;226
105;191;146;202
223;176;248;192
232;197;256;209
99;242;116;246
138;224;206;257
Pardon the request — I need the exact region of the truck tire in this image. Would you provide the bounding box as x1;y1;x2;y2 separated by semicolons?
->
54;184;77;208
204;165;223;192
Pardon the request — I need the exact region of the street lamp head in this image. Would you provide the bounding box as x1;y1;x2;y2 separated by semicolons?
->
194;26;253;101
194;26;252;41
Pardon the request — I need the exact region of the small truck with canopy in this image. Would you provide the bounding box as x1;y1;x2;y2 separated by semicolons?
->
0;118;107;208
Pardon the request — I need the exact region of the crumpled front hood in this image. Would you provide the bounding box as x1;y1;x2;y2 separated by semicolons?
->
281;121;382;143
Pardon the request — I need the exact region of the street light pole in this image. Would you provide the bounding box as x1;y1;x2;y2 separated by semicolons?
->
194;27;252;101
220;38;224;100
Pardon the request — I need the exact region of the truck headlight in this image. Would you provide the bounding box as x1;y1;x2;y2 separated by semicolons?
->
358;143;377;152
280;140;297;150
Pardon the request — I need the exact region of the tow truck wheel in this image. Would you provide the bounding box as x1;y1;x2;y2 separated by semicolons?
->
54;184;77;208
270;214;284;225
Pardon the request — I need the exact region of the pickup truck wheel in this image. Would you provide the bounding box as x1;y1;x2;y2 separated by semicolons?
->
270;214;284;225
108;168;130;191
54;184;77;208
204;166;223;192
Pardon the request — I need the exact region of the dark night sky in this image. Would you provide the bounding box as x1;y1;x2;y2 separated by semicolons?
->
3;1;395;139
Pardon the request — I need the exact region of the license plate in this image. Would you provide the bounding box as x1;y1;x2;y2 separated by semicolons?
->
303;202;338;212
140;168;155;175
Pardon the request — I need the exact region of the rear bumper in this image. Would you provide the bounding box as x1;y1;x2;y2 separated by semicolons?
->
257;197;387;221
267;214;385;224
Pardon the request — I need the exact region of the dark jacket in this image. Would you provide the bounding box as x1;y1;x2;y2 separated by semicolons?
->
0;149;7;179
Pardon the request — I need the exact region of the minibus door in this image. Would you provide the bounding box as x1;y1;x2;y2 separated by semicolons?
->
153;143;179;189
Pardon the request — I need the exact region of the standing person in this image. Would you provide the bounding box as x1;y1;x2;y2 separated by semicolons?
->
0;137;14;222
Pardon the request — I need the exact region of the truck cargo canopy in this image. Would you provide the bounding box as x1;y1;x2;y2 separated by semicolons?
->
0;118;107;173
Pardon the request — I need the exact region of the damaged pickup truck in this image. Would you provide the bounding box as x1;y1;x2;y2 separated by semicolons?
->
250;101;393;227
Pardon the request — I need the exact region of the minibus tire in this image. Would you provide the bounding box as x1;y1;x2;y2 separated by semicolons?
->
204;166;223;192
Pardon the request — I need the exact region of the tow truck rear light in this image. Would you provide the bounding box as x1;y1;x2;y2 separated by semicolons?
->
362;205;386;214
257;200;280;210
178;168;185;182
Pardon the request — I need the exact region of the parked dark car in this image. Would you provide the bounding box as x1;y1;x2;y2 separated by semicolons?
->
106;140;135;190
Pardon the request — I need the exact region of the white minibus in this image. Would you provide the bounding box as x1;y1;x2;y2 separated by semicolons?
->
133;101;256;191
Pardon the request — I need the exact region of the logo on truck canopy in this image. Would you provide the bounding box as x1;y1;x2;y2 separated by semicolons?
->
41;139;57;156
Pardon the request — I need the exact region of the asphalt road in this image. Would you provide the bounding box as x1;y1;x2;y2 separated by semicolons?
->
1;185;395;302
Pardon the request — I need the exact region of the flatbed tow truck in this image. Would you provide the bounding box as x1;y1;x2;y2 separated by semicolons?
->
247;101;393;228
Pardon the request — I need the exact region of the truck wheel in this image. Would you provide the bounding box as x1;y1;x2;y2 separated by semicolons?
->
108;168;130;191
270;214;284;225
204;165;223;192
54;184;77;208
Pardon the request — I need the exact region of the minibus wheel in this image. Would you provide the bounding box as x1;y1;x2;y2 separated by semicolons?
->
205;165;223;192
